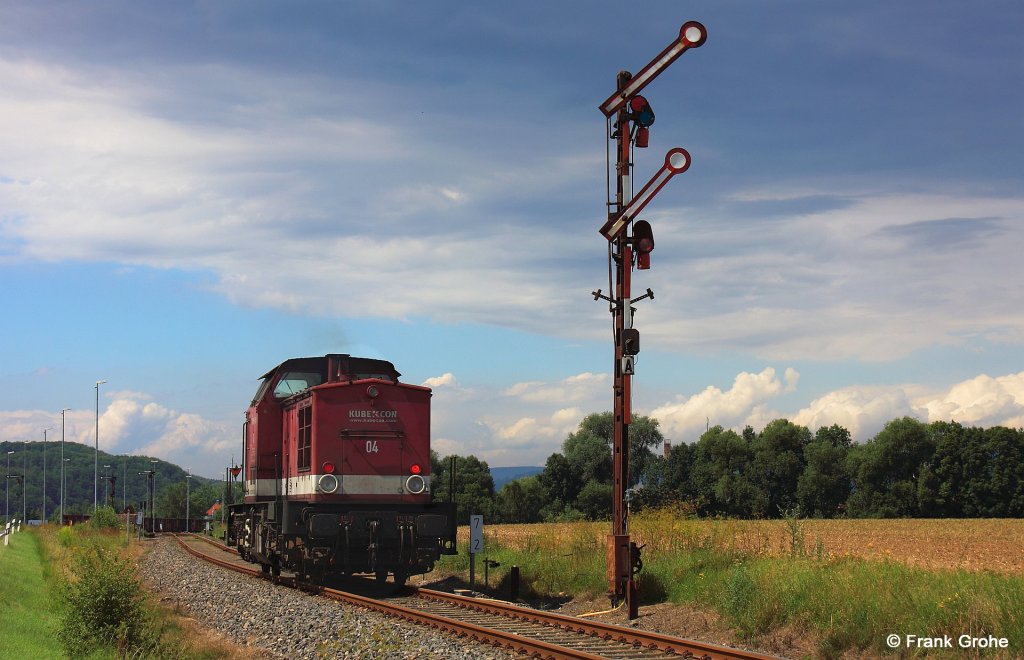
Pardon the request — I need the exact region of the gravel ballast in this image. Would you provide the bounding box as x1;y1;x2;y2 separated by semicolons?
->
138;538;516;659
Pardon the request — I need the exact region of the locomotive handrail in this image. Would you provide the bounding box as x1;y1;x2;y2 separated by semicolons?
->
337;429;405;438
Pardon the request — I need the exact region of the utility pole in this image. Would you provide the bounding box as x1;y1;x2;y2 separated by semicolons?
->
95;380;107;513
594;20;706;620
186;471;193;533
42;428;52;522
60;408;70;525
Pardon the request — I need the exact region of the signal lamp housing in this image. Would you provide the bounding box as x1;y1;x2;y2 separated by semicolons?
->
628;95;655;128
632;220;655;270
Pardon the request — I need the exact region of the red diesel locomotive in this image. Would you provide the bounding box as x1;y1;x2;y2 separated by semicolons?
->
227;354;457;585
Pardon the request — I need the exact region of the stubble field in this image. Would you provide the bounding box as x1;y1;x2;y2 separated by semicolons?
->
438;515;1024;658
473;516;1024;574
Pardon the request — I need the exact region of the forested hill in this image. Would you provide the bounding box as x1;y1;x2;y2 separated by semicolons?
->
490;466;543;489
0;440;218;521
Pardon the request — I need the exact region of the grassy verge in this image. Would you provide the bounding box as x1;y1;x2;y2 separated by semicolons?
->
34;523;246;659
432;513;1024;658
0;529;64;658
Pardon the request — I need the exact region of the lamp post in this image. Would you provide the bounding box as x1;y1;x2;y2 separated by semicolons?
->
62;458;70;524
22;444;27;523
95;380;107;513
60;408;70;525
150;459;158;532
5;450;12;523
185;472;193;533
42;428;52;523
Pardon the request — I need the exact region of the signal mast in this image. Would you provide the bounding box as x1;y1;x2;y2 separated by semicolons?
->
593;20;706;620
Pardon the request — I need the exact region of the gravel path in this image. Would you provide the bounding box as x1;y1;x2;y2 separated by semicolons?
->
138;538;517;659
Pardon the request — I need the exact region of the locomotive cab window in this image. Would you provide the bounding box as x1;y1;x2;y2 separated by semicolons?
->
273;371;323;400
297;405;312;472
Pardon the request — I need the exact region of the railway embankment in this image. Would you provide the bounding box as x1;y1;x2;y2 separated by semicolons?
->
139;537;518;659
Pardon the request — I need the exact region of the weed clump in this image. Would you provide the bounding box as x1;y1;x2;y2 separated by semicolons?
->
58;543;159;657
89;504;123;530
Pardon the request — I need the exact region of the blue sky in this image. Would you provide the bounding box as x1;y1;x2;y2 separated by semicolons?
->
2;1;1022;479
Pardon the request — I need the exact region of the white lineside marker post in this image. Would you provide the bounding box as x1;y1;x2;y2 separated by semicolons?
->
469;514;484;593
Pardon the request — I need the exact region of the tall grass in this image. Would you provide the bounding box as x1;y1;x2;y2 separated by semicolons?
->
36;524;241;659
0;529;64;658
454;512;1024;658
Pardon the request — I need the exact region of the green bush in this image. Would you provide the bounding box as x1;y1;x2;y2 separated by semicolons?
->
58;544;158;657
90;505;123;530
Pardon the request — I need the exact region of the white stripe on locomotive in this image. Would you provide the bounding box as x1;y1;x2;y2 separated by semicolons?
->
246;474;429;497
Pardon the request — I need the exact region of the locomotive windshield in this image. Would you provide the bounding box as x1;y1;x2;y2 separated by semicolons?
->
273;371;323;399
251;354;401;405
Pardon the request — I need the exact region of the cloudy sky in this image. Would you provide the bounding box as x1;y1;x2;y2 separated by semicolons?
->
2;1;1022;479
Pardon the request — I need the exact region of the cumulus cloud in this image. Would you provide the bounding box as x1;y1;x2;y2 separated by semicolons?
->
425;372;605;466
791;387;917;441
422;373;458;388
0;391;235;477
653;369;1024;446
649;368;798;442
917;372;1024;429
503;372;607;404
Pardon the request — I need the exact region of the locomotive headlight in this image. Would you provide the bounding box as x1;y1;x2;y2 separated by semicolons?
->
322;461;336;474
405;474;426;494
318;473;339;493
366;385;379;398
409;463;422;475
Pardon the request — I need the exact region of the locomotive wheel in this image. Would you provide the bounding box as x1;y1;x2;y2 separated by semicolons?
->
261;562;270;575
271;560;281;577
393;570;408;588
374;570;388;584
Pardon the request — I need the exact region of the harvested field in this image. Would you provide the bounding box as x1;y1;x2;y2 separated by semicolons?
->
465;516;1024;574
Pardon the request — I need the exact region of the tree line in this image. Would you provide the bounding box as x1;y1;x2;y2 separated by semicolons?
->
432;413;1024;523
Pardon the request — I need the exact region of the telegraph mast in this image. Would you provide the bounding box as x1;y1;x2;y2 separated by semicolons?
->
594;20;706;620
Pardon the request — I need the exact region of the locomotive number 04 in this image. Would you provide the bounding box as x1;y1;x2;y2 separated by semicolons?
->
365;440;380;454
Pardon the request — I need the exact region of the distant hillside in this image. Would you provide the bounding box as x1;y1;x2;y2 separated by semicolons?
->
490;466;543;490
0;439;217;520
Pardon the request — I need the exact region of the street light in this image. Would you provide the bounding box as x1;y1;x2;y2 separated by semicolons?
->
62;458;70;525
95;380;107;513
60;408;70;525
5;450;12;523
185;471;193;533
22;444;27;524
150;459;158;532
42;428;52;523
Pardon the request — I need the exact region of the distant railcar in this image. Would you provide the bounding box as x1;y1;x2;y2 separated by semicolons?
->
227;354;456;585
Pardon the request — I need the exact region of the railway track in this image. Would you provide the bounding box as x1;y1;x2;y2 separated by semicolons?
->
172;534;780;660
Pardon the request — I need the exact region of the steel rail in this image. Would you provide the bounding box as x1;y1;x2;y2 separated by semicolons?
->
412;589;778;660
171;534;778;660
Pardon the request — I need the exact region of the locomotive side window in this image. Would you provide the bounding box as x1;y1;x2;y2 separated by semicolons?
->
273;371;323;399
252;377;272;405
297;405;312;471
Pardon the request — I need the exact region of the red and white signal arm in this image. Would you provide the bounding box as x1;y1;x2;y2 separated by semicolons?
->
599;21;707;117
600;148;691;241
469;514;484;554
